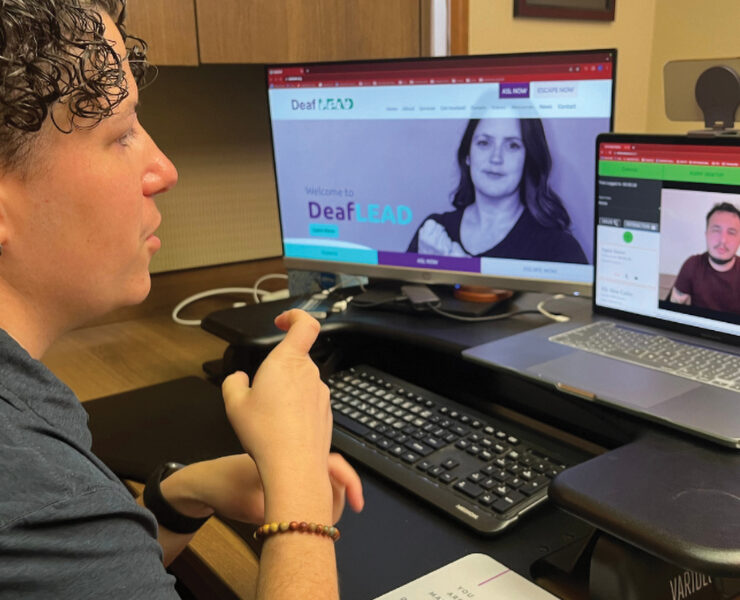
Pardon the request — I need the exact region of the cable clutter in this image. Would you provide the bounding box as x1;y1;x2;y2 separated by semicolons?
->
350;284;575;324
171;273;289;326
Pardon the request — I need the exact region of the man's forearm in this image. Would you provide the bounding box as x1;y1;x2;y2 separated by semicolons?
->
258;534;339;600
257;468;338;599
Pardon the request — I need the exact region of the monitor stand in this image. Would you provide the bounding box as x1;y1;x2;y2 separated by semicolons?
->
353;280;516;317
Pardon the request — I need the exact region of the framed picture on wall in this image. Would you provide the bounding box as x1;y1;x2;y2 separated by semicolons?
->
514;0;616;21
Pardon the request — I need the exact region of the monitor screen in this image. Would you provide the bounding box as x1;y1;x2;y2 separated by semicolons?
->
266;49;616;295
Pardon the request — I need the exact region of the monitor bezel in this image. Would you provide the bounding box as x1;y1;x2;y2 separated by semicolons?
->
265;48;618;296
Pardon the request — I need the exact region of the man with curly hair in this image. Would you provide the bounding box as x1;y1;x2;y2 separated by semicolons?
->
0;1;363;598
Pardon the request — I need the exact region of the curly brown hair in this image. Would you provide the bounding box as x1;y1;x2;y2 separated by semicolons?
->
0;0;147;171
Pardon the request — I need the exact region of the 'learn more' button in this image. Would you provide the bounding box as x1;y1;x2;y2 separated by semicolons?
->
309;223;339;238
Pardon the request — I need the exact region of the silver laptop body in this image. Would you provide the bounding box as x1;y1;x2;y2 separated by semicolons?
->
464;133;740;449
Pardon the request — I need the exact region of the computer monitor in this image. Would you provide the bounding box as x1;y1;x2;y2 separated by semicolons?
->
266;49;616;295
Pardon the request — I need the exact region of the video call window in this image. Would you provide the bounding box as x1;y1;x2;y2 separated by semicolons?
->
596;140;740;334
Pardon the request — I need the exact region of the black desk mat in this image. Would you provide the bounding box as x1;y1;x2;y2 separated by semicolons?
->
85;377;594;599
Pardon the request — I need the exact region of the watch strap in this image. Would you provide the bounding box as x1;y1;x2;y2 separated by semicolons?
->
143;462;210;534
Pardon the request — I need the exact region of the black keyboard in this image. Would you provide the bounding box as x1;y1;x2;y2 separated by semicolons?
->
328;365;572;535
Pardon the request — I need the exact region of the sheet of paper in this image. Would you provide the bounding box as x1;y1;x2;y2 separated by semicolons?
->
374;553;559;600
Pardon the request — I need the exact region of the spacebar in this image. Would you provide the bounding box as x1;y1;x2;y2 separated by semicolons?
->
333;412;370;437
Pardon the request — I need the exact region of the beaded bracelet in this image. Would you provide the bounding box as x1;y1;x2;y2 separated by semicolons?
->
253;521;341;542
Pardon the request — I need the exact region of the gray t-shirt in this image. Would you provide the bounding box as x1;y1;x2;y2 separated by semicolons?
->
0;330;179;599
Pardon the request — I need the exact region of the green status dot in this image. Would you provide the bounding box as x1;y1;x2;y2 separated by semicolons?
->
623;231;634;243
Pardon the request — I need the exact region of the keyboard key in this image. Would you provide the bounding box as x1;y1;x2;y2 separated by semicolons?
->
364;432;381;444
439;472;457;484
405;440;433;456
454;480;483;499
506;477;524;489
333;412;370;436
401;451;420;464
492;497;515;514
424;436;446;449
428;465;444;478
520;477;549;496
491;469;508;482
479;493;495;507
493;484;509;496
442;458;459;470
480;477;496;490
504;491;525;505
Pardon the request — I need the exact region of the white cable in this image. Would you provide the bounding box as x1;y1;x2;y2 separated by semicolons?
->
172;287;268;326
330;296;354;313
536;293;571;323
253;273;289;303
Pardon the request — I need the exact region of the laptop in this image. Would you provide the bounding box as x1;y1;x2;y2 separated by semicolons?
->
463;133;740;449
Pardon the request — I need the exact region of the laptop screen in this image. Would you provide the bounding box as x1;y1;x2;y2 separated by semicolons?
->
595;135;740;340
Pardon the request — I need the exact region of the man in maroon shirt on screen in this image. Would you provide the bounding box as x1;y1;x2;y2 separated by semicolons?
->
670;202;740;314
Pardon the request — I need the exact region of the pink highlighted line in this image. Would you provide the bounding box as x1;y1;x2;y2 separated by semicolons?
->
478;569;510;586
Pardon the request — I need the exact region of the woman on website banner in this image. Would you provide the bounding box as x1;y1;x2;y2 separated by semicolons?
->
407;117;587;263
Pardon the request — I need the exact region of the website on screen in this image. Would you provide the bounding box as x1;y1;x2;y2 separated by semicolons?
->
268;54;614;285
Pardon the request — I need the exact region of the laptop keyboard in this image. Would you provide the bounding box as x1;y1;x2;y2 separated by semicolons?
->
550;321;740;392
327;365;571;535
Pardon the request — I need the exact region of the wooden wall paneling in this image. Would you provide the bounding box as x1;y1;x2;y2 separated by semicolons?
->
137;65;283;275
420;0;433;57
195;0;422;64
126;0;200;66
449;0;470;56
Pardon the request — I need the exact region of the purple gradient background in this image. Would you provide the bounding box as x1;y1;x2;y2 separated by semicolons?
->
273;117;609;262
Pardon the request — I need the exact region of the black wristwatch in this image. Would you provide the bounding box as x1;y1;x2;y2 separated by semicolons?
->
143;462;211;534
